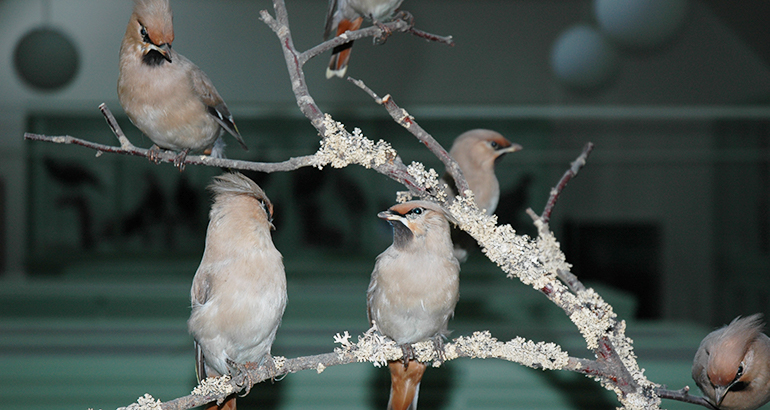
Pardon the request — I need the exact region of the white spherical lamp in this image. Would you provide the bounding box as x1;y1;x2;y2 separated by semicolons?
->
594;0;689;48
551;24;619;90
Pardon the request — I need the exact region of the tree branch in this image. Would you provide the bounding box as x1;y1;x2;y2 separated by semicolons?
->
657;386;718;410
347;77;470;200
541;142;594;223
24;1;703;409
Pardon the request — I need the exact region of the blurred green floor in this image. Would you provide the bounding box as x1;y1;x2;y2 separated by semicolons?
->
0;257;709;410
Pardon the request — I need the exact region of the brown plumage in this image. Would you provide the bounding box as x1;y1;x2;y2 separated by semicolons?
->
118;0;246;163
188;173;287;410
692;314;770;410
324;0;405;79
368;201;460;410
442;129;521;262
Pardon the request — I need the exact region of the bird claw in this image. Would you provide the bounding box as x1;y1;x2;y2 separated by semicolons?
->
400;344;415;368
373;20;392;45
226;358;255;397
431;336;446;363
263;355;278;383
395;10;414;28
147;145;163;164
173;149;190;171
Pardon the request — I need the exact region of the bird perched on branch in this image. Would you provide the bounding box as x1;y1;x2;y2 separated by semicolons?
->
368;201;460;410
188;172;287;410
118;0;247;167
442;129;522;262
692;314;770;410
323;0;405;79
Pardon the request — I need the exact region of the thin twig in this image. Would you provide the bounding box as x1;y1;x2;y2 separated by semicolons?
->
23;132;321;173
301;19;411;65
347;77;470;199
99;103;134;150
408;27;454;45
657;386;719;410
541;142;594;223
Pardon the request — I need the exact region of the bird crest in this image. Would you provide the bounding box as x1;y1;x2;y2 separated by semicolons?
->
133;0;174;47
708;314;764;386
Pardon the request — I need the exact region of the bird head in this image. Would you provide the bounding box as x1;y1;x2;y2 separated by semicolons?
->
128;0;175;65
208;172;275;231
706;314;764;406
378;201;455;250
449;129;522;171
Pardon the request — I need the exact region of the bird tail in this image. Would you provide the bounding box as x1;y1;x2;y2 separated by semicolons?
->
387;360;426;410
326;17;363;79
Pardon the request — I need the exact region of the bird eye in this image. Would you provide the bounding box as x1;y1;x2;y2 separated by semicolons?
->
737;363;745;378
140;25;150;43
490;141;500;149
409;207;423;216
259;199;273;221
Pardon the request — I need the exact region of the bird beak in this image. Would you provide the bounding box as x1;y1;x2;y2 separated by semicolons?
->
378;210;411;227
378;210;401;222
145;43;172;63
498;143;523;155
713;385;729;407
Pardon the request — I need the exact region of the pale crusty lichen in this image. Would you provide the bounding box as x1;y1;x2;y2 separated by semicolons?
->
446;331;568;371
411;339;440;364
316;363;326;374
315;115;397;170
116;394;162;410
406;162;445;201
272;355;287;373
447;194;553;288
190;375;234;397
619;391;661;410
334;325;401;367
396;191;414;204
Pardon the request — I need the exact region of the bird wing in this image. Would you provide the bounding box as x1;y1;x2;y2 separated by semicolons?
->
190;269;212;307
324;0;339;40
188;61;248;150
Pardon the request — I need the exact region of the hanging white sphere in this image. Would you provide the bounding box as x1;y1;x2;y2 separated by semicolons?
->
594;0;689;48
551;24;619;90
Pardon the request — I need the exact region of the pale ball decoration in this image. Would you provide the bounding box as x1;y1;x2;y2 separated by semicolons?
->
594;0;689;48
550;24;619;90
14;28;80;91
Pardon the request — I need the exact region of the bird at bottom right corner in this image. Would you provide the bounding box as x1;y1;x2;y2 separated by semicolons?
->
442;129;522;262
692;314;770;410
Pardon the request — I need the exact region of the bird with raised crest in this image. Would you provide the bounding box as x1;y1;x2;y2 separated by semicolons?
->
188;172;287;410
118;0;247;168
692;314;770;410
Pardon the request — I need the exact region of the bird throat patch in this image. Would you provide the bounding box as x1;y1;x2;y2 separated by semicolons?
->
143;49;168;67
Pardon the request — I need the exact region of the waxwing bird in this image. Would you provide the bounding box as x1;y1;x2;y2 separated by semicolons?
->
692;314;770;410
188;172;287;410
323;0;405;79
368;201;460;410
443;129;522;215
118;0;247;166
442;129;522;262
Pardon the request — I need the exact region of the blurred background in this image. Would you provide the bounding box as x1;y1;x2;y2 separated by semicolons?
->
1;0;769;409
